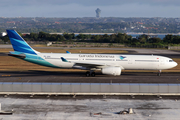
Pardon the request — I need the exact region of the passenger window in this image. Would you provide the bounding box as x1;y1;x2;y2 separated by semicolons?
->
169;60;173;62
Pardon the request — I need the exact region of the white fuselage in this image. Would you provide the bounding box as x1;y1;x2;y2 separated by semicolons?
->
37;53;178;70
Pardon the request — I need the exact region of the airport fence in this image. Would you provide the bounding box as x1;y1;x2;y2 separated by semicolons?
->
0;82;180;95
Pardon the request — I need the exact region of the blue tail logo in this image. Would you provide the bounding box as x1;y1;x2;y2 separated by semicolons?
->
6;30;38;55
61;57;68;62
120;56;126;60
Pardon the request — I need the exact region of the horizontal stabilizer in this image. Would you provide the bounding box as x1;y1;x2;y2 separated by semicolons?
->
66;51;71;54
8;52;26;59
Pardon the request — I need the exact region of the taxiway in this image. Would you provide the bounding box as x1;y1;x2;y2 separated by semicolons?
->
0;71;180;83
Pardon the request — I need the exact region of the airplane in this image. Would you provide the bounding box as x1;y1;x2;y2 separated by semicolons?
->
6;30;178;77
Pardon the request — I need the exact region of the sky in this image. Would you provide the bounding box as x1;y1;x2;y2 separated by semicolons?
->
1;0;180;18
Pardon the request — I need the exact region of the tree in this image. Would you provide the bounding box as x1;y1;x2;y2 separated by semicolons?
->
102;34;110;43
91;35;100;42
56;35;65;41
131;38;139;45
139;37;146;44
109;34;116;43
76;34;86;40
38;31;50;39
138;34;148;40
172;35;180;44
63;32;74;40
138;34;148;44
1;35;9;43
29;33;38;41
163;34;173;44
148;38;161;43
114;33;128;44
49;34;57;41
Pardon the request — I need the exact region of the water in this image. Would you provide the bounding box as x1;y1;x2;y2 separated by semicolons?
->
129;34;166;39
74;33;179;39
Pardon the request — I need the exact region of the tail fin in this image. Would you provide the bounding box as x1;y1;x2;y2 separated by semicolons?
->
6;30;39;55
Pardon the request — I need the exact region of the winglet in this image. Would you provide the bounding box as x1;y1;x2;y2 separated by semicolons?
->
66;51;71;54
61;57;68;62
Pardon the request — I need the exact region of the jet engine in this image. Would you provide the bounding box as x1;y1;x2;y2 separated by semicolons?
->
101;67;121;76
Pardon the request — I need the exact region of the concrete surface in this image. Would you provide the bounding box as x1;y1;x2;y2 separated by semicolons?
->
0;71;180;83
0;96;180;120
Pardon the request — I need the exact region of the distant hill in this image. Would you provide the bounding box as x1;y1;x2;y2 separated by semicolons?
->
0;17;180;33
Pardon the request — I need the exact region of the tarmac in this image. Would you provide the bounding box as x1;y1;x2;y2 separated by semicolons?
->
0;71;180;83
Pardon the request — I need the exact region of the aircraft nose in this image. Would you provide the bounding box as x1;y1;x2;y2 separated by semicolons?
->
174;62;178;67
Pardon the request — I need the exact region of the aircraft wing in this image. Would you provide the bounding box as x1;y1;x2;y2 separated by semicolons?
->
74;62;106;68
61;57;123;69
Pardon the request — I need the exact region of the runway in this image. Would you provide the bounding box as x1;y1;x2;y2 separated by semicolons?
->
0;71;180;83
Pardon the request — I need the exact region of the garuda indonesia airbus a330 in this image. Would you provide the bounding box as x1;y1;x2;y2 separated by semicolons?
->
7;30;178;77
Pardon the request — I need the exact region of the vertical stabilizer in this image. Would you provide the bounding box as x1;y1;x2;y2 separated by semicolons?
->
6;30;39;55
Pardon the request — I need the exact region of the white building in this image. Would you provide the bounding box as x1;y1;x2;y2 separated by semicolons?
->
0;32;7;37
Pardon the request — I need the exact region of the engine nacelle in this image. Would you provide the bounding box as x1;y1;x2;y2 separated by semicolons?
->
101;67;121;76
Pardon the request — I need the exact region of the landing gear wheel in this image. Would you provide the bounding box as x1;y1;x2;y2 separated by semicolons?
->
91;72;96;77
86;71;90;77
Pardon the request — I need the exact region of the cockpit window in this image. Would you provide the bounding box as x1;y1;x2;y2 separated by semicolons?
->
169;60;174;62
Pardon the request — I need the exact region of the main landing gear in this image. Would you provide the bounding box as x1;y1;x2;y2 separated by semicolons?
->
86;71;95;77
157;70;161;76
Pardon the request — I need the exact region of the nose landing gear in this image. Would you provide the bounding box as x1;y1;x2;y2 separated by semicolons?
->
157;70;161;76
